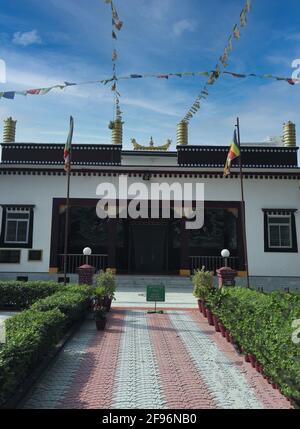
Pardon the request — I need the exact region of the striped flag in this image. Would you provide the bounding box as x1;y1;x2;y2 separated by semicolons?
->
224;129;241;177
64;116;74;172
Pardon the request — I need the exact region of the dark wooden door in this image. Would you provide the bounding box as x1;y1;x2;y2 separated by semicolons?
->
130;223;167;274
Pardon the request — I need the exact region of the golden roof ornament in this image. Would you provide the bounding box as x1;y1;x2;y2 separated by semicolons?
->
131;136;171;151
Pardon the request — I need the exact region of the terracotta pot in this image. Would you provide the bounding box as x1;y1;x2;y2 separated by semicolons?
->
244;354;251;363
219;323;226;337
272;383;279;390
225;330;231;343
202;305;207;318
206;309;214;326
230;335;235;345
249;355;256;368
103;296;112;312
96;318;107;330
197;299;203;313
235;344;242;354
212;315;221;332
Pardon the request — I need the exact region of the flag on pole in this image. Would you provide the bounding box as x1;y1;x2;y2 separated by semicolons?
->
64;116;74;172
224;129;241;177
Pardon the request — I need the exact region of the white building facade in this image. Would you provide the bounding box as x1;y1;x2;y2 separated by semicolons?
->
0;124;299;290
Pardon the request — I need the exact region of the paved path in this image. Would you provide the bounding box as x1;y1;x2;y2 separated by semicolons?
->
114;286;197;308
22;309;292;409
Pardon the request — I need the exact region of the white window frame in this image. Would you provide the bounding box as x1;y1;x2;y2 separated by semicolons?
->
267;214;293;249
4;209;30;245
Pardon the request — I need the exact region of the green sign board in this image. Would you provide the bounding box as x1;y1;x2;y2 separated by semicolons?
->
146;284;165;302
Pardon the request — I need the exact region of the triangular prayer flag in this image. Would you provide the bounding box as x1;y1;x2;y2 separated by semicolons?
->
240;8;247;27
245;0;252;13
227;35;233;51
112;49;118;61
233;24;241;39
3;92;15;99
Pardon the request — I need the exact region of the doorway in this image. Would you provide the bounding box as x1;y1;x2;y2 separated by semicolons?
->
129;222;168;274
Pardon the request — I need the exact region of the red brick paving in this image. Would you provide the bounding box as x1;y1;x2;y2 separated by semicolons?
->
148;312;217;409
58;309;125;409
190;310;292;409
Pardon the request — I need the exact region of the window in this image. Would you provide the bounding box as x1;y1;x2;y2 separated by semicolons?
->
263;209;298;253
5;210;30;244
0;206;34;248
28;250;43;261
0;250;21;263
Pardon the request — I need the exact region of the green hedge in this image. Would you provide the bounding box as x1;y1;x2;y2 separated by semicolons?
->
0;308;66;406
0;281;61;310
0;284;94;407
31;287;92;326
206;287;300;400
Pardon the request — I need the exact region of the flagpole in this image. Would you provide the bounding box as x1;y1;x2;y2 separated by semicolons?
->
236;117;250;288
63;116;74;286
63;166;71;286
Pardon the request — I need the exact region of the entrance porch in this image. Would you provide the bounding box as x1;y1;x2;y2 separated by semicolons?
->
50;199;245;276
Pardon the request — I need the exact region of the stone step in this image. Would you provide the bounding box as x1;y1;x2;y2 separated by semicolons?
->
116;276;193;289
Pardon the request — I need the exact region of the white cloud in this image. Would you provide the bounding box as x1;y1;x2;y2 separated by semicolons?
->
12;30;42;47
173;19;196;37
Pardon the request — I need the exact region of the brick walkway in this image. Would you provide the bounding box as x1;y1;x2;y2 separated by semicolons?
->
22;309;292;409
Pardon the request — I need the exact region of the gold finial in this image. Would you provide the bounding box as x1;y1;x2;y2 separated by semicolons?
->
111;118;123;145
177;120;188;146
283;121;296;147
3;117;17;144
132;137;171;151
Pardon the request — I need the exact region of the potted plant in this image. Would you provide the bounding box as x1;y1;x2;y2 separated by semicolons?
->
94;307;107;330
96;269;116;312
94;286;105;306
192;267;214;318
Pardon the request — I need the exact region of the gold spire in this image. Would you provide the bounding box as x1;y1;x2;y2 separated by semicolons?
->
131;137;171;151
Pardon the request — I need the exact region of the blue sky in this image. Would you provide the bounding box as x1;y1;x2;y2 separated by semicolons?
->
0;0;300;148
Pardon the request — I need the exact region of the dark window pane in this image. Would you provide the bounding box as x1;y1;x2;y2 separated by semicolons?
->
7;213;29;220
5;221;17;242
28;250;42;261
280;226;291;247
16;221;28;242
269;225;280;247
268;217;290;225
0;250;21;263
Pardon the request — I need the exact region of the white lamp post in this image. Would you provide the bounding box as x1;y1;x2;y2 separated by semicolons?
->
221;249;230;267
83;247;92;265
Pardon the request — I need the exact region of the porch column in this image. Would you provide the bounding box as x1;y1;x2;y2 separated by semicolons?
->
180;218;190;276
107;219;117;274
49;199;60;274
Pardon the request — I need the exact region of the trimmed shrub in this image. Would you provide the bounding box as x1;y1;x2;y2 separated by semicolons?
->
206;287;300;400
0;281;61;310
0;309;66;407
31;291;90;326
0;283;94;407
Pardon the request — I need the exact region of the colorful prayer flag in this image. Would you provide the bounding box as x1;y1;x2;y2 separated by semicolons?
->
64;116;74;172
224;130;241;177
233;24;241;39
